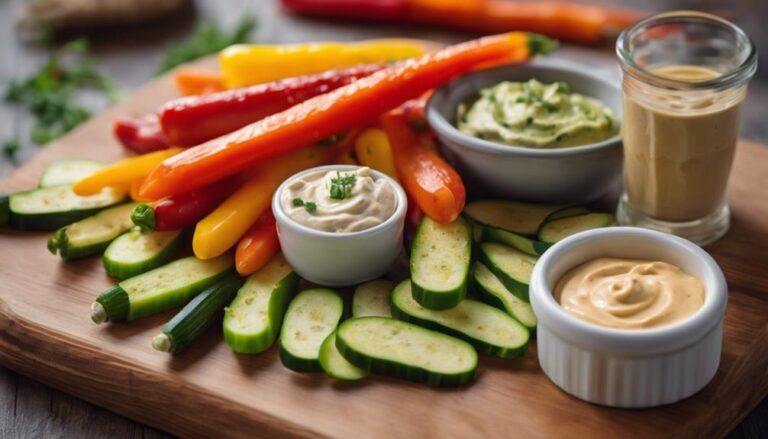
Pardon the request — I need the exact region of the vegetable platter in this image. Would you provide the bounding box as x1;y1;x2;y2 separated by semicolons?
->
1;39;768;439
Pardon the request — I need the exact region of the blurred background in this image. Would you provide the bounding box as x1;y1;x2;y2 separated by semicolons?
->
0;0;765;437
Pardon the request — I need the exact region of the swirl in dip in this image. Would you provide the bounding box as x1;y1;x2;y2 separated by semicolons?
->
280;167;396;233
554;258;704;330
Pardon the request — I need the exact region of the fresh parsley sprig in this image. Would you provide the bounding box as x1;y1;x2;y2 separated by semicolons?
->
292;198;317;214
329;172;357;200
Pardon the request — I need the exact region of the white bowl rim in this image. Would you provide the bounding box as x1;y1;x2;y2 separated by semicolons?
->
530;227;728;354
272;164;408;238
426;58;622;158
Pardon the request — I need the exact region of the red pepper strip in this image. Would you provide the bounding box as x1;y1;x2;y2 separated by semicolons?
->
280;0;408;20
160;64;384;147
130;177;238;233
235;210;280;276
382;107;465;224
140;32;530;200
114;115;172;154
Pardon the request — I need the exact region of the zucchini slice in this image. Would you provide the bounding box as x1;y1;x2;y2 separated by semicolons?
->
410;216;472;310
152;275;242;354
352;279;394;317
223;253;298;354
543;206;591;222
0;193;8;227
319;332;367;381
538;212;615;244
103;228;183;279
482;226;550;256
9;184;127;231
480;242;537;302
391;280;529;358
464;200;560;236
91;254;234;323
39;160;103;188
336;317;478;387
48;203;138;261
279;288;344;372
472;262;537;331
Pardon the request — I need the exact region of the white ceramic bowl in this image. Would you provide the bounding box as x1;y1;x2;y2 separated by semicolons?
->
272;165;407;287
426;59;623;204
530;227;727;408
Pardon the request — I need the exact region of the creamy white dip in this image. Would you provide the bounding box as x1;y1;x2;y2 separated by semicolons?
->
280;167;396;233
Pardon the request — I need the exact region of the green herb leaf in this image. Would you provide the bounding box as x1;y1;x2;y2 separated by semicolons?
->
329;172;357;200
304;201;317;214
155;15;257;75
292;198;305;207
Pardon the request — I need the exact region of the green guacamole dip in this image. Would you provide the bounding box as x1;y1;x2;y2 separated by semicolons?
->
457;79;618;148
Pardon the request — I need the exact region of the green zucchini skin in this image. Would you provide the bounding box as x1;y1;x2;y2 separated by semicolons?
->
48;203;138;261
92;254;234;323
352;279;394;318
319;332;367;381
0;193;9;227
153;275;242;354
472;262;537;332
9;185;126;231
335;317;478;388
223;254;299;354
410;216;472;310
130;203;155;233
480;242;537;302
279;288;344;373
39;160;103;188
538;212;615;244
391;280;529;359
542;206;591;223
482;226;550;256
463;200;560;236
103;229;183;280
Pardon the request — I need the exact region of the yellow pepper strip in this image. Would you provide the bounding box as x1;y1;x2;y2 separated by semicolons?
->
354;128;399;181
219;40;426;88
192;144;339;259
73;148;182;196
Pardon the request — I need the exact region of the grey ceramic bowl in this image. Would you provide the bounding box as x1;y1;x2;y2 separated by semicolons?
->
427;59;623;204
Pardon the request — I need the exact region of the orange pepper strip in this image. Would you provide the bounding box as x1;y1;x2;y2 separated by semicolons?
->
174;69;225;96
129;178;155;202
192;142;344;260
381;108;465;224
73;148;182;196
235;210;280;276
140;32;532;200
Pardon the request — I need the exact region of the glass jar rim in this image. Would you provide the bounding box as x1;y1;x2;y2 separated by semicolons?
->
616;10;757;91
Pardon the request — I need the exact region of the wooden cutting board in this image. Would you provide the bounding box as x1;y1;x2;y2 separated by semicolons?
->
1;56;767;439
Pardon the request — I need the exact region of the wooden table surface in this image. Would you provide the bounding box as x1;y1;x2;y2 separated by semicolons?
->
0;0;766;437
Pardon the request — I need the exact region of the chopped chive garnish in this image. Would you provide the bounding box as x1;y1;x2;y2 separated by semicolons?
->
329;171;357;200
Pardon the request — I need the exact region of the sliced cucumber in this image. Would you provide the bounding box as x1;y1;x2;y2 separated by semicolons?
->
464;200;560;236
544;206;591;222
482;226;550;256
319;332;367;381
48;203;138;261
472;262;537;330
352;279;394;317
538;212;615;244
336;317;478;387
103;228;183;279
9;184;126;231
223;253;298;354
480;242;537;302
152;275;242;354
410;216;471;310
0;193;8;227
91;254;234;323
39;160;103;188
391;280;529;358
279;288;344;372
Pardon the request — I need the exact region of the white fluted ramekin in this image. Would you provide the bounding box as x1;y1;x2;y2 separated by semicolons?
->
273;165;407;287
530;227;727;408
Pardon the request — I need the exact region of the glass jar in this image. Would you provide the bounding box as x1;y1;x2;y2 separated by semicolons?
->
616;11;757;245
